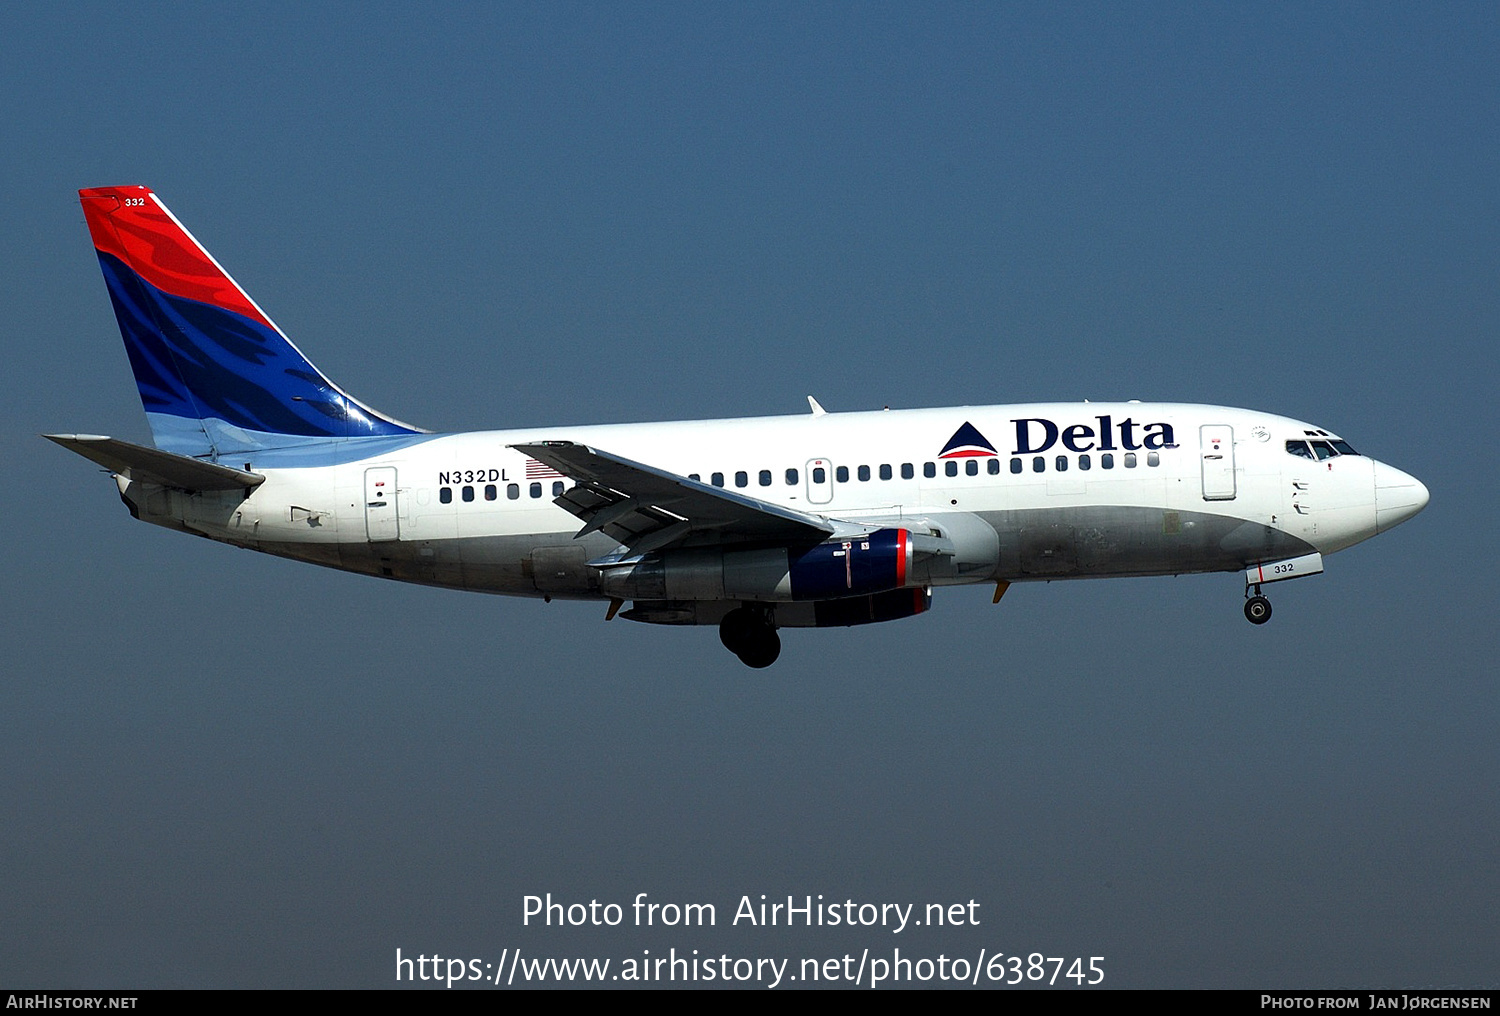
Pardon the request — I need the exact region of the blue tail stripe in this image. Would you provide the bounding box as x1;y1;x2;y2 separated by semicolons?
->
97;252;419;455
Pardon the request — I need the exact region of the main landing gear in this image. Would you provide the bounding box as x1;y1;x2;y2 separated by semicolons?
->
1244;584;1272;625
720;606;781;668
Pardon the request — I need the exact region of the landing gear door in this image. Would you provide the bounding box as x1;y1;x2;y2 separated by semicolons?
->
364;467;400;541
805;458;834;505
1200;425;1236;501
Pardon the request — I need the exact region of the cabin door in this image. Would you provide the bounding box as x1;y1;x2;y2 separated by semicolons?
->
364;467;400;541
1200;425;1236;501
805;458;834;505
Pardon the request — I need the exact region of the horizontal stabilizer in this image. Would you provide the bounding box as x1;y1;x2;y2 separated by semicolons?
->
44;434;265;491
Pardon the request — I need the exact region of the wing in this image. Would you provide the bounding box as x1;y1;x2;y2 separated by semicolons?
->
511;441;836;555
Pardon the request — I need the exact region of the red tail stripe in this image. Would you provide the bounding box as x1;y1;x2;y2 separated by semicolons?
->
79;187;275;329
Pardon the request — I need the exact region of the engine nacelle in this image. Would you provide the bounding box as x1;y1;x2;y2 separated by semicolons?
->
811;586;931;627
789;527;915;599
599;528;919;603
619;587;933;628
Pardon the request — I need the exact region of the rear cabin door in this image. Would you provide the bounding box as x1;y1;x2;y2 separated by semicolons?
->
1200;425;1236;501
364;467;400;541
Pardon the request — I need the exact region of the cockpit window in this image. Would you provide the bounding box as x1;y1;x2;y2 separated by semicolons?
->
1289;436;1359;459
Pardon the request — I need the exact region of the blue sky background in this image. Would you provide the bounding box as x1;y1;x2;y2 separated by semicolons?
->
1;2;1495;988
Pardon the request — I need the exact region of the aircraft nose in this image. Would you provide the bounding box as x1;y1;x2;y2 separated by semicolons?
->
1373;460;1430;533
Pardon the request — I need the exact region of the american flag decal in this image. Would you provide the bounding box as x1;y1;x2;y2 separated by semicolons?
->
525;459;564;480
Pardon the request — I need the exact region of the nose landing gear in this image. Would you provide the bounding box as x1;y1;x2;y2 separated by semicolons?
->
1244;584;1272;625
720;606;781;668
1240;553;1323;625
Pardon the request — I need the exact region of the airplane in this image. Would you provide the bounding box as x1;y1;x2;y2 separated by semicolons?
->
50;185;1430;667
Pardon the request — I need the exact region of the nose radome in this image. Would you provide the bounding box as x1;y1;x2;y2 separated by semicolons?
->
1373;461;1430;533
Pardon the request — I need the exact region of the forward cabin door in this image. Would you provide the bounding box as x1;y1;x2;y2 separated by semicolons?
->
364;467;400;541
1200;425;1237;501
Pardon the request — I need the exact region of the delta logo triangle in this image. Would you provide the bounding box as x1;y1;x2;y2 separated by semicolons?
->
938;422;997;458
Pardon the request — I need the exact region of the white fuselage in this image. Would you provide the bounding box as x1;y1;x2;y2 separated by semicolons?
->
121;401;1422;610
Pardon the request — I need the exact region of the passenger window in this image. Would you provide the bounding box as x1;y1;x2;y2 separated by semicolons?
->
1079;454;1091;470
711;472;724;487
1033;456;1045;473
858;465;871;481
688;473;700;481
552;481;565;496
1147;451;1160;467
735;471;748;487
836;466;849;483
901;463;914;479
966;460;978;476
945;461;958;477
439;487;453;504
1101;453;1114;469
462;485;475;502
879;464;892;480
786;468;798;485
759;469;772;486
507;483;519;500
1010;458;1022;474
529;482;542;498
812;467;826;483
987;458;1000;474
1055;456;1067;472
923;462;936;478
1124;452;1137;468
485;484;497;500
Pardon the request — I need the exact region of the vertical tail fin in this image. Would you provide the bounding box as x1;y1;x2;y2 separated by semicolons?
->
79;186;423;458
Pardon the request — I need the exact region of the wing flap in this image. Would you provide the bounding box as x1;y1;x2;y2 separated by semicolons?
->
512;441;834;552
45;434;265;491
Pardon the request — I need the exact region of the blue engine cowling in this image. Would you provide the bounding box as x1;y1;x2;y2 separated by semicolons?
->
812;586;931;627
597;528;920;603
788;528;914;600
